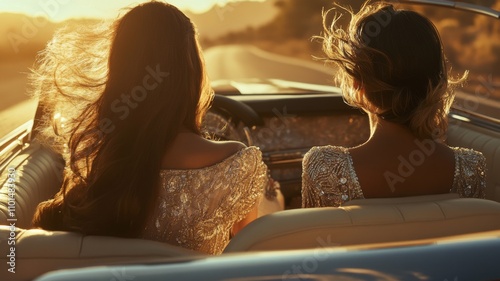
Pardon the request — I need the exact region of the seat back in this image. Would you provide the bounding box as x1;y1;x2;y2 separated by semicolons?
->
224;194;500;252
447;122;500;202
0;143;64;228
0;226;201;281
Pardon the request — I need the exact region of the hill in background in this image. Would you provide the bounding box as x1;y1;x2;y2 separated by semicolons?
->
0;0;498;92
185;0;277;39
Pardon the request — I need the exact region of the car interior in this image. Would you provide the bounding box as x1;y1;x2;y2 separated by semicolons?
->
1;92;500;281
1;0;500;279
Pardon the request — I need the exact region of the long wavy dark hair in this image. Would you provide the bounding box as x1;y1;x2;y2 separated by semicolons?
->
31;1;213;237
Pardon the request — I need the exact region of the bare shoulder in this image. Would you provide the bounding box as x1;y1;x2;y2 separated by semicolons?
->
203;139;248;160
203;139;247;154
162;133;248;170
189;138;250;168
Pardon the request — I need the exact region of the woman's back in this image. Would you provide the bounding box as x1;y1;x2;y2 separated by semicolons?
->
144;133;267;254
348;122;455;197
31;2;269;251
160;132;247;170
301;2;486;207
302;144;486;206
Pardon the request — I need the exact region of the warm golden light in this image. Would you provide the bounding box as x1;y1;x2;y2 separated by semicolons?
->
0;0;265;21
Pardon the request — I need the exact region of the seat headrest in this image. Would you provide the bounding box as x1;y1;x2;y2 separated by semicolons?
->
224;195;500;253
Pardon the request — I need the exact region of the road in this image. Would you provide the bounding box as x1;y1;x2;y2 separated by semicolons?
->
0;45;499;138
0;45;335;137
204;45;333;85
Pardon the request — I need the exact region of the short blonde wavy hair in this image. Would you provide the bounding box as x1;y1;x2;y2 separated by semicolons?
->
320;2;466;140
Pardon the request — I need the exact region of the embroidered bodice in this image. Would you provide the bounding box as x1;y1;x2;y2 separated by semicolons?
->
142;146;267;255
302;146;486;208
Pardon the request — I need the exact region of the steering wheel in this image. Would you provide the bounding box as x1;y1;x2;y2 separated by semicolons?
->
203;95;263;143
212;95;263;127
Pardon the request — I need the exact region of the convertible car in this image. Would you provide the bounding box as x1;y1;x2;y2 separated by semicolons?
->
1;1;500;280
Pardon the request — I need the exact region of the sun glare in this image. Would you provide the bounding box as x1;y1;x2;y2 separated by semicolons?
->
0;0;264;21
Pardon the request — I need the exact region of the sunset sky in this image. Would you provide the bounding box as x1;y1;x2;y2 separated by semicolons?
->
0;0;263;21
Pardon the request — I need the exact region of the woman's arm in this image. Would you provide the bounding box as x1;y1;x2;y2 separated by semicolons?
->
231;204;259;236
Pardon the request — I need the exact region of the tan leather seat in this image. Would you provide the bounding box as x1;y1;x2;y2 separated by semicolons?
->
0;143;64;228
224;194;500;252
0;226;202;281
447;122;500;202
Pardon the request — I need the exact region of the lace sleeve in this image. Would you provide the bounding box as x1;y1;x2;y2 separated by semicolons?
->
452;148;487;199
474;153;487;198
143;146;267;255
230;147;266;223
302;146;364;208
302;147;323;208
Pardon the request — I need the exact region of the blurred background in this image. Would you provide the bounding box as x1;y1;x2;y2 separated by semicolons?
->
0;0;499;136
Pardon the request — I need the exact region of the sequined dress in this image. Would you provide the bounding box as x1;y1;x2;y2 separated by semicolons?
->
142;147;267;255
302;146;486;207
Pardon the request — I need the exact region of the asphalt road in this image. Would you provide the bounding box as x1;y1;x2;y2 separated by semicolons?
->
0;45;335;138
0;45;499;138
204;45;333;85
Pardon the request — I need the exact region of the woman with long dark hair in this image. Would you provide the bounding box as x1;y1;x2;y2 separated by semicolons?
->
31;1;269;255
302;2;486;207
